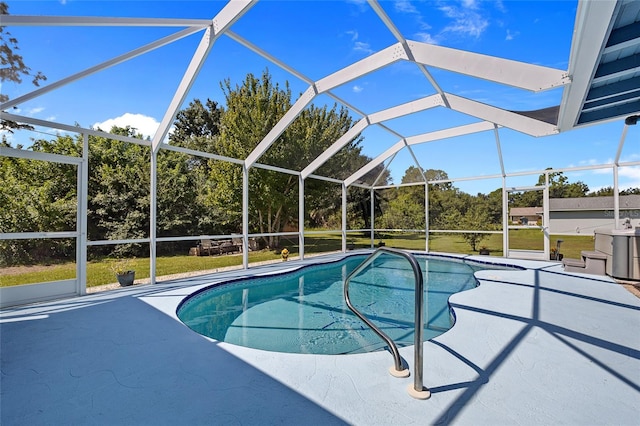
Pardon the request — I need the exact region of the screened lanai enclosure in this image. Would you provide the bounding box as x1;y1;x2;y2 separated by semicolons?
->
1;0;639;307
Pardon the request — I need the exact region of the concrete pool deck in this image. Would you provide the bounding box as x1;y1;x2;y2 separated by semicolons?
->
1;252;639;425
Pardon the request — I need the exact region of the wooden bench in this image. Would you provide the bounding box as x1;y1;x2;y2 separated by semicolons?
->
198;239;243;256
562;250;607;276
220;240;241;254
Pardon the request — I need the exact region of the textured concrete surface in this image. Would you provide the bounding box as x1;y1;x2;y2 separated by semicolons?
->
2;252;639;425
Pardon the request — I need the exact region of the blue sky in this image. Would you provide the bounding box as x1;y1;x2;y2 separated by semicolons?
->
2;0;639;194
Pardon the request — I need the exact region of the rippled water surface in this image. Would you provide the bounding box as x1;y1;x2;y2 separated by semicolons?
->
178;254;510;354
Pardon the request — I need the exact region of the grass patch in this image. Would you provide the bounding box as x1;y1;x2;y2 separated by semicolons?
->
0;231;595;288
1;249;286;288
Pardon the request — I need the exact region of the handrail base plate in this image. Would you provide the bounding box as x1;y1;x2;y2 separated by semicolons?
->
389;366;410;378
408;384;431;400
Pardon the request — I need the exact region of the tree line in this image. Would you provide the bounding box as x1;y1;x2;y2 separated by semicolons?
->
374;166;638;251
0;71;387;265
3;68;638;265
2;4;637;264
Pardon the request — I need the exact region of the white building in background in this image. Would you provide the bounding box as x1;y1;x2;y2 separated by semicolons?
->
548;195;640;235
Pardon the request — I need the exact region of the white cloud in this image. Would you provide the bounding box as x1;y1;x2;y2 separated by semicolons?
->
345;30;373;55
6;105;46;118
461;0;479;9
619;165;640;189
395;0;418;14
443;14;488;37
0;129;15;144
394;0;433;38
578;158;602;167
493;0;506;13
416;32;438;45
345;30;358;42
28;107;45;115
345;0;367;10
93;113;159;139
353;41;373;54
352;85;364;93
505;29;518;41
439;4;489;38
623;152;640;162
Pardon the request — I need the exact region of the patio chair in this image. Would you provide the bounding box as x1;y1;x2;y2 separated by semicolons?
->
231;237;243;252
199;239;220;256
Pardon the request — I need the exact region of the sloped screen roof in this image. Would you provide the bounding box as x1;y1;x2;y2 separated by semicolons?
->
1;0;639;192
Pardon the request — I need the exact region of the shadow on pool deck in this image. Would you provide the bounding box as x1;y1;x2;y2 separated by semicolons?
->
423;266;640;425
0;289;346;425
1;254;639;425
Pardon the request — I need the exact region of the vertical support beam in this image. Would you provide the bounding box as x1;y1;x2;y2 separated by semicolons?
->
543;173;550;258
370;187;375;249
76;162;82;294
243;164;250;269
613;121;629;229
342;183;347;252
76;133;89;296
299;175;305;260
424;182;429;252
614;165;620;229
493;124;505;177
502;178;508;257
150;150;158;284
496;125;507;258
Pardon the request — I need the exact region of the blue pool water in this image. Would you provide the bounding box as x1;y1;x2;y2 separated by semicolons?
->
178;254;512;355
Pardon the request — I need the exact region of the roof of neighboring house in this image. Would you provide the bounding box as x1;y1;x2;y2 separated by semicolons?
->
549;195;640;211
509;207;542;217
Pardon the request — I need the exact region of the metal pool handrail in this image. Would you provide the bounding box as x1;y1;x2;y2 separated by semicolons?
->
343;247;431;399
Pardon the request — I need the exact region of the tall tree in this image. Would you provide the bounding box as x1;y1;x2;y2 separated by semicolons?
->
0;2;47;132
169;98;223;162
15;126;209;260
347;165;391;230
538;170;589;198
588;186;640;196
0;136;78;265
208;69;368;247
509;170;591;208
88;126;217;256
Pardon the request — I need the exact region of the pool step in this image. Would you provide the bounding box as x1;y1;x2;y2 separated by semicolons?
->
562;250;607;276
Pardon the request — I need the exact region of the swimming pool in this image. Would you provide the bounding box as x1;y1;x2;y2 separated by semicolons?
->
177;253;514;355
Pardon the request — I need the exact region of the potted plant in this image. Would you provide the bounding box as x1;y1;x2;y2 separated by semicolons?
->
110;258;136;286
550;248;563;261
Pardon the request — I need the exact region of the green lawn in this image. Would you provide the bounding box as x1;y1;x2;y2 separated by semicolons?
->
0;231;595;288
0;249;285;288
344;229;593;259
